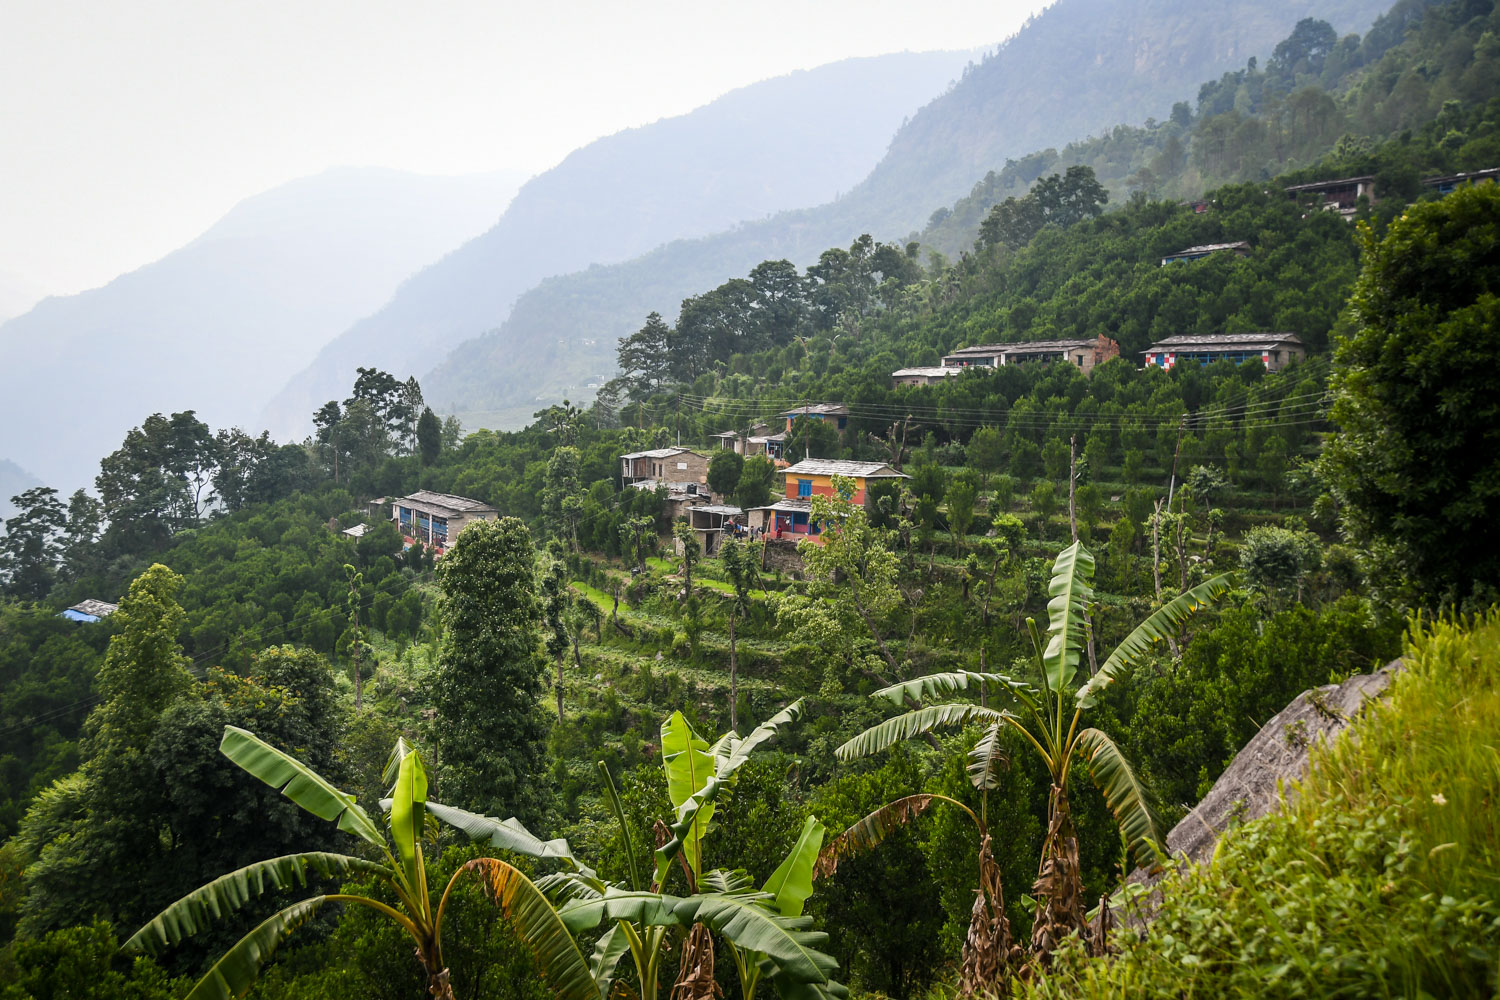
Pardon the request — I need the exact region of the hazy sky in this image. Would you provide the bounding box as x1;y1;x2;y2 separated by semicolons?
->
0;0;1049;298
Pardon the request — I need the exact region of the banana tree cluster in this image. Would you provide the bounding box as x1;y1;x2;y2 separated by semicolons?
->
124;700;842;1000
830;541;1231;991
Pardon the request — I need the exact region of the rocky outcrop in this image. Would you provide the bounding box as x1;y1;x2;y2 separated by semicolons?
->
1130;662;1400;900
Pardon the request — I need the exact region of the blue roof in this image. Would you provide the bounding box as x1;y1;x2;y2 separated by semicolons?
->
60;609;101;623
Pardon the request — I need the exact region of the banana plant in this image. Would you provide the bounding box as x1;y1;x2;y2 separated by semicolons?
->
836;541;1231;969
122;728;597;1000
434;698;845;1000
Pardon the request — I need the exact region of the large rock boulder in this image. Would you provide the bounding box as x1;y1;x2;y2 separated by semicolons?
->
1130;662;1399;897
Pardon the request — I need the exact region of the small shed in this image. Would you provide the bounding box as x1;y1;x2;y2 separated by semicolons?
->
675;504;744;557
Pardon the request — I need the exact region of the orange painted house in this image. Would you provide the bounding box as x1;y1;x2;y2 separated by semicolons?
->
749;459;907;541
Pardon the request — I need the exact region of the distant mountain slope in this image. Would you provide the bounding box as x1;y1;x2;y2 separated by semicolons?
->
260;50;980;436
0;271;46;327
424;0;1394;427
0;167;526;492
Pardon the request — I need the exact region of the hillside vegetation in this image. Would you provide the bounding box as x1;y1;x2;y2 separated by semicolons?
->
0;0;1498;995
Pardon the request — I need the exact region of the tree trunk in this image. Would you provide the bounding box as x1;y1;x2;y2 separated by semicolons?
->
729;613;739;732
959;833;1018;996
420;948;456;1000
555;652;565;722
1030;784;1088;961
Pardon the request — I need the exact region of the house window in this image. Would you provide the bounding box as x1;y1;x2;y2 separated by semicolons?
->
797;479;812;498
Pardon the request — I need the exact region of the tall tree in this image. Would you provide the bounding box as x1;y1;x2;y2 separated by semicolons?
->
417;406;443;466
1321;183;1500;605
1;487;66;598
432;518;550;823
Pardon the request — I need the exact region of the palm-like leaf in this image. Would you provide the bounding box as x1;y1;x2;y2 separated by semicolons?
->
872;671;1041;713
178;896;332;1000
815;795;955;879
124;852;386;957
966;723;1010;792
588;924;632;1000
220;726;384;848
556;887;679;934
425;800;594;877
388;745;428;894
835;703;1009;761
659;711;716;880
671;892;839;990
655;700;804;884
466;858;605;1000
1075;573;1234;706
1041;542;1095;695
1074;728;1160;871
762;816;825;917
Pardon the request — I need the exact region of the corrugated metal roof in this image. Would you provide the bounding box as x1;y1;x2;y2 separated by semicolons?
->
782;459;907;478
620;447;697;460
1284;175;1375;192
691;504;743;516
748;498;815;513
341;523;369;538
68;599;118;617
780;403;849;417
943;338;1098;358
397;490;497;514
1165;241;1251;256
1148;332;1304;351
892;366;964;377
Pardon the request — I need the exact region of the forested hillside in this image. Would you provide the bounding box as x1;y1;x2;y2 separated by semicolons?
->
1;0;1498;995
423;0;1398;426
259;51;978;438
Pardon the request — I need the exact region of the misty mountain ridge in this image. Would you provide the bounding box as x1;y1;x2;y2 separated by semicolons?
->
422;0;1396;426
258;50;981;438
0;166;528;493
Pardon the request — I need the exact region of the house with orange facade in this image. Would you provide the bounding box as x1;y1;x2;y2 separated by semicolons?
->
747;459;907;541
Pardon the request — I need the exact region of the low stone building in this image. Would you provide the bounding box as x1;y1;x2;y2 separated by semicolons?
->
939;335;1120;375
620;447;710;488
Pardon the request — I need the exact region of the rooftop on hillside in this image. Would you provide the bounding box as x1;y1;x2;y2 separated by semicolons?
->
782;459;907;479
395;490;498;514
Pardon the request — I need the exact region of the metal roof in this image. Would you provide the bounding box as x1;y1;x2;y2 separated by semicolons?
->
892;366;964;377
396;490;497;514
779;403;849;417
1164;241;1251;257
782;459;907;478
1422;167;1500;186
1147;332;1305;351
748;498;815;513
1284;175;1375;193
620;447;698;460
691;504;743;516
341;523;369;538
945;338;1097;358
68;599;118;618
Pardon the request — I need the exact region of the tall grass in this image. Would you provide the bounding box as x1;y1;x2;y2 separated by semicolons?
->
1021;612;1500;998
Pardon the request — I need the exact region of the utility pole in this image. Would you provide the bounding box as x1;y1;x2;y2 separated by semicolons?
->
1167;413;1187;508
1068;435;1079;544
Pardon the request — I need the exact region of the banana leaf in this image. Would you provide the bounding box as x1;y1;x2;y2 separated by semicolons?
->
1041;542;1095;696
834;703;1010;761
423;800;595;877
220;726;384;849
762;816;825;917
124;852;385;956
178;896;332;1000
466;858;605;1000
1075;728;1161;871
1075;573;1234;706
